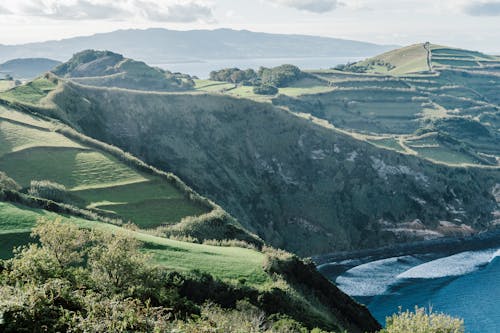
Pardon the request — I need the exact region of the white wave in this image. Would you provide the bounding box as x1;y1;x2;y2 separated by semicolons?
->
397;248;500;279
335;255;423;296
490;249;500;263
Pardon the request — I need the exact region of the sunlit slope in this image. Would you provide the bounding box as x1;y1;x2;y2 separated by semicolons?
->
352;43;500;75
0;106;209;228
0;201;267;284
39;82;500;255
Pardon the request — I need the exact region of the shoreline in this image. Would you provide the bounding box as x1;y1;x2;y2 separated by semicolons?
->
313;228;500;267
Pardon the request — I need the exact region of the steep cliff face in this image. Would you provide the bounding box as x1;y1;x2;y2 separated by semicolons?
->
48;82;499;256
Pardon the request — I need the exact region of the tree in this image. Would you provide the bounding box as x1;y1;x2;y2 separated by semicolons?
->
88;231;149;293
32;218;89;269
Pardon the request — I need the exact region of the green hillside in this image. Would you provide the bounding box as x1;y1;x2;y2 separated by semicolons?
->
52;49;195;91
0;102;380;333
342;43;500;75
18;79;496;257
0;201;266;283
0;105;212;230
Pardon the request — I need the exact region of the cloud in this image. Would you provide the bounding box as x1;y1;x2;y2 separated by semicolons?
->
135;1;215;23
269;0;340;13
5;0;214;22
20;0;128;20
0;4;13;14
462;1;500;16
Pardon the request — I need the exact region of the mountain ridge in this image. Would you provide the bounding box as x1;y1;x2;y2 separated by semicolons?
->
0;28;398;64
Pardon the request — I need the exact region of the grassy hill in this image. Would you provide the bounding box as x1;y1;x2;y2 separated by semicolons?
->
0;104;262;244
9;77;493;257
0;103;380;333
343;43;500;75
51;49;195;91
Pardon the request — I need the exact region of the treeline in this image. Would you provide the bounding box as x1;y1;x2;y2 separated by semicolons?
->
209;64;306;95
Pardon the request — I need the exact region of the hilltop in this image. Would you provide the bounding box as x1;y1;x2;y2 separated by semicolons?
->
0;28;396;64
0;58;61;80
341;43;500;75
51;50;195;91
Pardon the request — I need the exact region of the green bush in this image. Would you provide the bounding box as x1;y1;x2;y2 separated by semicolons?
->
0;172;20;191
381;307;464;333
253;84;279;95
28;180;69;203
259;64;303;87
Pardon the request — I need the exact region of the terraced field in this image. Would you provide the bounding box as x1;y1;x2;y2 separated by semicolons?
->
0;106;210;229
0;201;268;286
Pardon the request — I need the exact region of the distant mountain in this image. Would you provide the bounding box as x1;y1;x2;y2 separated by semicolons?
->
0;28;397;64
0;58;61;79
52;49;194;91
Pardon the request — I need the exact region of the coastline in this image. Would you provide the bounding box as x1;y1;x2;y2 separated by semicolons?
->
313;228;500;267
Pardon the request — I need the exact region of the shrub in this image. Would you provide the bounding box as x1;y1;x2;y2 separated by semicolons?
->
27;180;69;203
253;84;279;95
381;307;465;333
259;64;303;87
0;172;20;191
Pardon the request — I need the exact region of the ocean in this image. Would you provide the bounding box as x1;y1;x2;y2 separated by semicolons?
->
153;56;365;79
321;248;500;333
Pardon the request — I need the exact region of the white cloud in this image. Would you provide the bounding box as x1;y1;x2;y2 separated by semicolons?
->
135;1;215;22
2;0;215;22
462;1;500;16
0;4;13;14
269;0;341;13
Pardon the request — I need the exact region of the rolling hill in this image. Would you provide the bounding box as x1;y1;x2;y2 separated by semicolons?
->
0;64;392;331
345;43;500;75
0;58;61;80
51;50;195;91
0;28;397;64
0;100;380;333
3;56;498;257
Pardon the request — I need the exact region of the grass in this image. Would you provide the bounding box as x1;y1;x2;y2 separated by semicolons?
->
96;198;209;228
0;105;212;228
278;77;334;96
0;201;269;286
75;180;183;203
0;78;57;104
0;232;31;259
0;80;15;92
0;119;83;157
195;77;334;100
356;43;430;75
367;137;406;153
194;79;235;92
413;145;481;165
0;105;53;129
0;146;148;189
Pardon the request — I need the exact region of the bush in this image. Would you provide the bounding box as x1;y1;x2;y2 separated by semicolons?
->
0;172;20;191
381;307;465;333
27;180;69;203
259;64;303;87
253;84;279;95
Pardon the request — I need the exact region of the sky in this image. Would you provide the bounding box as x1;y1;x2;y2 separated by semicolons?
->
0;0;499;53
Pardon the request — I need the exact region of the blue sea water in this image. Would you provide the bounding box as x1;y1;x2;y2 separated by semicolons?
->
329;248;500;333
